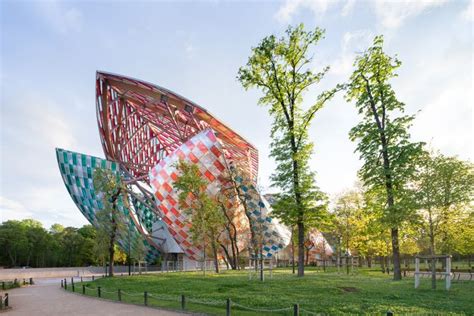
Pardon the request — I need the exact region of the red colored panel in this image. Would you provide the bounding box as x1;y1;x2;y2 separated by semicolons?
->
210;146;221;158
204;170;215;181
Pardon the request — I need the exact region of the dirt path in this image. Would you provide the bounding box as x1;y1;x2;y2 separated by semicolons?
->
2;278;188;315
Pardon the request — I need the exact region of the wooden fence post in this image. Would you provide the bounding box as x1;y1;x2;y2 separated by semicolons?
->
181;294;185;310
98;286;101;298
226;298;231;316
118;289;122;301
446;256;451;290
293;304;299;316
144;291;148;306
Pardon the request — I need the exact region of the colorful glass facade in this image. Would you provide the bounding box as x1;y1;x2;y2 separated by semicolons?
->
56;71;291;263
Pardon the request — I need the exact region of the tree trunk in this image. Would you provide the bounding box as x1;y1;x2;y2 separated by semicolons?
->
391;228;401;279
220;244;236;270
297;221;305;277
203;241;206;276
428;209;436;289
212;242;219;273
291;229;295;274
108;238;115;277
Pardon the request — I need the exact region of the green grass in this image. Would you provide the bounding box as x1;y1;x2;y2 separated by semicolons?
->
0;280;21;291
67;268;474;315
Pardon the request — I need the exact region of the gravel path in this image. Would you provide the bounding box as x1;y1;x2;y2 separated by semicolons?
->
2;278;188;315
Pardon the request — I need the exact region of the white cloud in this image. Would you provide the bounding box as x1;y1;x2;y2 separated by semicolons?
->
0;196;34;223
460;0;473;22
329;30;374;77
412;85;473;160
394;37;473;161
275;0;337;22
374;0;450;29
275;0;450;29
36;1;83;34
341;0;356;16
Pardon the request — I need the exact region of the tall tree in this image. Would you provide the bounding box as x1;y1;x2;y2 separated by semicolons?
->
174;160;225;274
93;168;127;277
346;35;423;280
414;152;474;288
238;24;340;276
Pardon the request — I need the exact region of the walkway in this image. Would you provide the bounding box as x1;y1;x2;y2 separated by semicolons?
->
2;278;187;315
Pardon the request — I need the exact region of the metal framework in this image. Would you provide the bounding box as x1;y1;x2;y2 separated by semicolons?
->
56;71;290;263
96;71;258;181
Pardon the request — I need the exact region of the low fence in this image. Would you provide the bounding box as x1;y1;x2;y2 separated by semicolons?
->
403;270;473;281
61;278;319;315
0;278;34;290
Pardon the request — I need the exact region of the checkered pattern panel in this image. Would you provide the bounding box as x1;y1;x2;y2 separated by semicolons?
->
234;177;291;258
149;129;236;260
56;148;160;263
131;195;157;232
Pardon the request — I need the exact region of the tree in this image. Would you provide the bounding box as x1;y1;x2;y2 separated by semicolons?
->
214;162;248;270
222;162;271;278
415;153;474;254
78;225;98;265
238;24;341;277
0;220;28;267
174;160;225;274
93;168;128;277
345;35;423;280
414;152;474;287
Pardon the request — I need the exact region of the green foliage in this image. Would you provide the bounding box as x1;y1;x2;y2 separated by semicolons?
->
0;220;105;267
414;152;474;254
345;35;424;279
75;268;474;315
238;23;340;276
346;35;423;225
174;160;225;270
93;168;129;276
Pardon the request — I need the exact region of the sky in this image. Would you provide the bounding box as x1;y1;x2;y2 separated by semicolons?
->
1;0;472;229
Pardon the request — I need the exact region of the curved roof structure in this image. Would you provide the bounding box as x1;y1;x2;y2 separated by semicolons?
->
56;71;292;264
96;71;259;181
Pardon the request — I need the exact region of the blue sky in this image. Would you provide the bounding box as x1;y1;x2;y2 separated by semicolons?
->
1;0;472;228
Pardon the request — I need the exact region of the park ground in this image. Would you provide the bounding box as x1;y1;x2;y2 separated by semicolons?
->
2;278;185;316
67;267;474;315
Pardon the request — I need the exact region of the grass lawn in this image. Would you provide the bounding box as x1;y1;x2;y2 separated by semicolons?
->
69;268;474;315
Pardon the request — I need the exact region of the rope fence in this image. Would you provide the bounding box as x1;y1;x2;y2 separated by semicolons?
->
1;278;34;291
60;278;314;315
60;279;398;315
